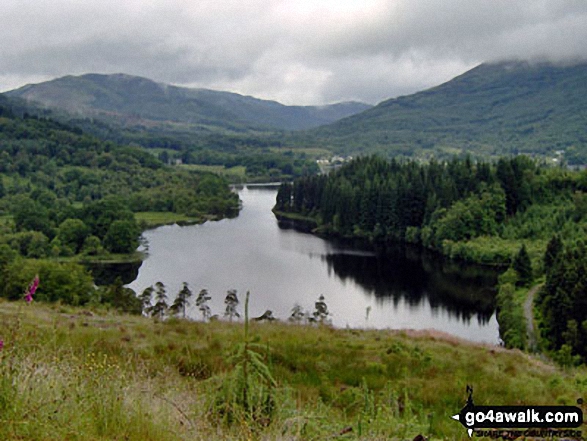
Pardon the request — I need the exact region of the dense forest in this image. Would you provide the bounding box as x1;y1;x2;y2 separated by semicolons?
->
0;99;238;308
537;237;587;364
276;155;587;362
276;155;587;265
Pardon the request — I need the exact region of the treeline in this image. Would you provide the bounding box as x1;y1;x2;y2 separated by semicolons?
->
276;155;587;265
0;264;333;328
537;237;587;365
2;196;139;257
0;108;238;214
137;283;332;326
0;99;239;310
0;102;239;261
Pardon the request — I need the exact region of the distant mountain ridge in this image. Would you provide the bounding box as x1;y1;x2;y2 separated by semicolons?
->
306;61;587;161
6;62;587;163
5;73;372;132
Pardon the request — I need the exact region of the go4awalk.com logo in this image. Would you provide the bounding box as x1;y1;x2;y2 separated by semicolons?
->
451;386;584;438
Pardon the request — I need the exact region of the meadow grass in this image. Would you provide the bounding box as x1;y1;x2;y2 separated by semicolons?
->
178;164;247;182
135;211;203;229
0;299;585;440
268;147;332;157
272;209;319;224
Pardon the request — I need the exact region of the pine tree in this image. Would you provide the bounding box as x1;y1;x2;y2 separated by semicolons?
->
289;303;306;323
544;235;563;273
496;158;518;215
313;295;330;323
224;289;240;322
275;182;292;211
150;281;168;320
212;291;276;424
513;244;533;287
139;285;154;315
196;288;212;321
170;282;193;318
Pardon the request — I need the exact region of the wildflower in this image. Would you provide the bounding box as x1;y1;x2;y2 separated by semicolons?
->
0;339;3;351
24;275;40;303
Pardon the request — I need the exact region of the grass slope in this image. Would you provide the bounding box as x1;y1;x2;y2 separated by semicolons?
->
1;299;585;440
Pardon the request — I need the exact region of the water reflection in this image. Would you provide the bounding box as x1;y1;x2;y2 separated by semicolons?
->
87;261;142;286
277;216;498;326
321;251;496;325
127;187;500;343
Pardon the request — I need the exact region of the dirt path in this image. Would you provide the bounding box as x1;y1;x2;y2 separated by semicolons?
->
524;284;542;352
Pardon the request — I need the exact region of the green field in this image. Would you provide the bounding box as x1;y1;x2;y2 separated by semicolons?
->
134;211;204;229
268;146;332;157
177;164;247;182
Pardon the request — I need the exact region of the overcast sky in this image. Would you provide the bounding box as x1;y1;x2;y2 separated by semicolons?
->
1;0;586;105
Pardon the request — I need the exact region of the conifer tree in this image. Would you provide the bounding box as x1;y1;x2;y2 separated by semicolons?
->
150;281;168;320
224;289;240;322
275;182;292;211
139;285;154;315
313;295;330;323
513;244;533;287
289;303;305;323
196;288;212;321
544;235;563;273
170;282;192;318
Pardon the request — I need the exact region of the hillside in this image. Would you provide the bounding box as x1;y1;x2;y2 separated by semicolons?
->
5;73;371;132
305;61;587;162
0;96;238;301
0;92;325;182
0;299;585;440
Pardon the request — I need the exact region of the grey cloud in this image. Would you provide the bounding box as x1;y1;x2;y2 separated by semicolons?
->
305;0;587;62
1;0;586;104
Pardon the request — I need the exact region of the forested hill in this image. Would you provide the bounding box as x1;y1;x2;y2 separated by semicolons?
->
275;156;587;267
0;95;238;221
0;97;238;298
5;73;371;132
304;61;587;162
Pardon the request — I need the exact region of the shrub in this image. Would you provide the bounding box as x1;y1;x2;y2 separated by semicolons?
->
2;258;94;305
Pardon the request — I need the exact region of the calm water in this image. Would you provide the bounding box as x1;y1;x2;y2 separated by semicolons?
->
128;186;500;343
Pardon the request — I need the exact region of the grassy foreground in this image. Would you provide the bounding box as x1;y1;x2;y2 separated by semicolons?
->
1;299;586;440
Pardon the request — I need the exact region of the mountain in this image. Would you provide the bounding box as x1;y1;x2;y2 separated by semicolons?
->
306;61;587;162
5;73;371;133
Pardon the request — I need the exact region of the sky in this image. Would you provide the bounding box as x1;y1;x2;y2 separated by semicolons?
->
1;0;586;106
